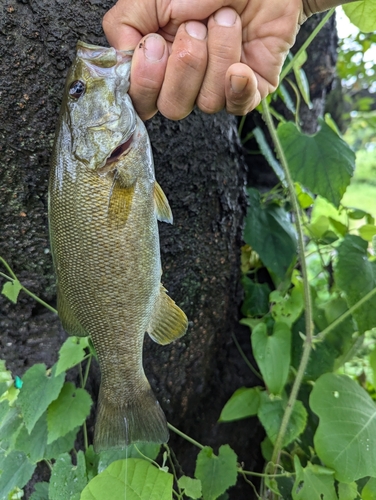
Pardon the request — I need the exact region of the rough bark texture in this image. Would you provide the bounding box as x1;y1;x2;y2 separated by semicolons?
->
0;1;338;498
0;0;261;497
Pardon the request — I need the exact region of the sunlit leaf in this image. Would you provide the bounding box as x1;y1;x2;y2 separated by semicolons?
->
343;0;376;32
47;382;92;443
219;387;260;422
362;478;376;500
310;373;376;482
81;459;173;500
277;120;355;207
195;445;237;500
358;224;376;242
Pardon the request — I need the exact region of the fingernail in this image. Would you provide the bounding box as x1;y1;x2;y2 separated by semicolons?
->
231;75;248;93
214;8;237;27
185;21;207;40
144;35;165;61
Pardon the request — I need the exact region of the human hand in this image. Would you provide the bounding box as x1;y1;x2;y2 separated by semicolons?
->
103;0;355;120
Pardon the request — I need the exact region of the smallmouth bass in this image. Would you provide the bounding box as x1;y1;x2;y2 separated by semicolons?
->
48;41;188;452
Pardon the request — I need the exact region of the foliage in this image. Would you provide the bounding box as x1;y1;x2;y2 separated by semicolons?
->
1;4;376;500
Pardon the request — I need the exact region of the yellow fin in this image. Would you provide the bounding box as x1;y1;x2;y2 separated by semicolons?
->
147;285;188;345
108;179;135;226
154;182;173;224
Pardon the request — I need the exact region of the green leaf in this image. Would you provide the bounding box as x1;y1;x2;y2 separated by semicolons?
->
251;322;291;395
292;456;337;500
219;387;260;422
49;452;87;500
81;459;173;500
295;183;314;209
15;412;78;463
98;443;161;473
338;482;358;500
55;336;89;376
310;373;376;482
335;234;376;334
47;382;92;443
0;450;36;499
195;445;238;500
362;478;376;500
0;402;23;451
241;277;271;317
1;280;22;304
257;392;307;447
85;446;99;482
358;224;376;242
277;120;355;207
271;285;304;328
253;127;286;185
343;0;376;32
29;482;49;500
244;188;297;278
370;347;376;387
178;476;202;499
17;364;65;434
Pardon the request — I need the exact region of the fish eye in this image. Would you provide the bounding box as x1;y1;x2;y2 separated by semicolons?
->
69;80;86;99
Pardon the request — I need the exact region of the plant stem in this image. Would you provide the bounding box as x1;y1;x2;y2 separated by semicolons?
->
232;333;262;380
0;257;17;279
82;355;92;387
261;99;314;471
167;423;204;450
21;285;58;314
316;286;376;342
279;9;335;82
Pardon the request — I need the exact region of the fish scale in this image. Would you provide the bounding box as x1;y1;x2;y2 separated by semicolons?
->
49;41;188;451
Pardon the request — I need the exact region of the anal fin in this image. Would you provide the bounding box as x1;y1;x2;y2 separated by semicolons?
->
154;182;173;224
147;285;188;345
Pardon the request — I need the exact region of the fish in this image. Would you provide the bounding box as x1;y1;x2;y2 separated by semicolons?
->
48;41;188;452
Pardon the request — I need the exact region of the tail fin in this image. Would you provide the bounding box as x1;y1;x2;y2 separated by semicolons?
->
93;383;169;453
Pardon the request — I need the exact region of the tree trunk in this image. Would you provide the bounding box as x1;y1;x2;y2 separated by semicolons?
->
0;2;338;498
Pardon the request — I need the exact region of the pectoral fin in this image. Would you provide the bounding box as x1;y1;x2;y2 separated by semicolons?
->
147;285;188;345
108;179;135;226
154;182;173;224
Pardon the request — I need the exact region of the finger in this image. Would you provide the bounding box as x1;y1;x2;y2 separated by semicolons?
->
103;4;143;50
196;7;242;114
225;63;260;115
157;21;208;121
128;34;168;120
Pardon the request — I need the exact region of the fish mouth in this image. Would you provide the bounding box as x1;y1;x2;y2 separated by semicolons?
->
105;134;134;165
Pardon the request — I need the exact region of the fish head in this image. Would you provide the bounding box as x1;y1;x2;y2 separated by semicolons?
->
63;41;137;171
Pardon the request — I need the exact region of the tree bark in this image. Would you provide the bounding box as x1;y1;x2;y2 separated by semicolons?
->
0;2;338;498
